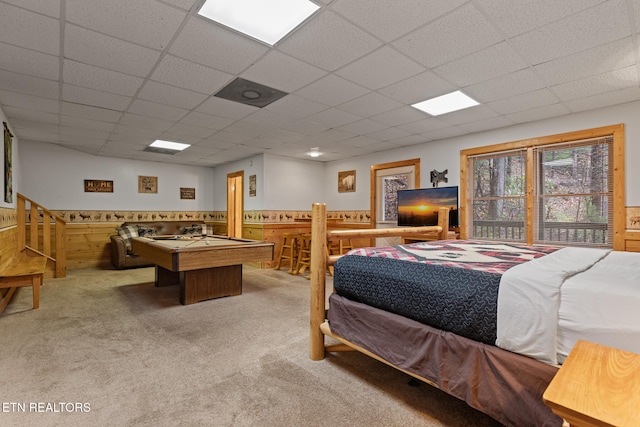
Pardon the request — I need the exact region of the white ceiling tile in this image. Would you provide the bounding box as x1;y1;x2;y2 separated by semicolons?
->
331;0;467;42
0;90;59;114
379;71;456;104
66;0;186;50
505;103;571;124
464;68;545;103
59;125;110;140
294;74;368;106
2;0;60;17
371;106;427;127
421;126;467;141
365;126;412;141
12;127;59;142
280;119;329;136
128;99;188;121
437;105;498;126
179;111;234;131
164;122;216;139
60;116;116;133
151;55;233;94
564;86;640;113
458;116;514;133
305;107;362;128
61;102;122;123
242;109;294;130
62;84;131;111
114;117;169;134
63;60;144;96
534;37;635;86
434;42;528;87
278;11;382;71
338;119;388;135
393;4;503;68
388;134;429;146
241;50;327;92
510;0;631;65
170;16;268;74
342;135;382;147
337;92;403;117
552;66;639;101
196;96;257;120
0;69;59;99
265;94;328;119
0;43;59;80
156;131;203;145
487;89;559;114
335;46;425;90
137;80;208;110
161;0;200;12
0;3;59;54
477;0;606;37
3;106;59;125
398;117;451;134
65;25;161;77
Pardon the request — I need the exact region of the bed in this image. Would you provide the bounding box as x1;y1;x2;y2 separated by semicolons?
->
308;203;640;427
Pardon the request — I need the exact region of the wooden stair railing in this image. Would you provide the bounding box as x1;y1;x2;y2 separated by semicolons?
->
17;193;67;278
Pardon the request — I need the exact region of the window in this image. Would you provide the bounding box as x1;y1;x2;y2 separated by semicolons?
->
461;125;625;250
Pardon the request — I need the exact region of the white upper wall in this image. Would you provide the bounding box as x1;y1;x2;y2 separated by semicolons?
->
323;100;640;209
18;140;214;211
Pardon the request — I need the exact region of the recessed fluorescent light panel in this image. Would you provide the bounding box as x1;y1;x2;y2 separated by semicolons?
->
149;140;190;151
198;0;321;46
412;90;479;116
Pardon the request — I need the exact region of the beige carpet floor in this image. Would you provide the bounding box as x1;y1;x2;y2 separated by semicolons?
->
0;266;502;427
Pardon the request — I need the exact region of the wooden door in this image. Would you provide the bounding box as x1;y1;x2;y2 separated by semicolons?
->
227;172;244;238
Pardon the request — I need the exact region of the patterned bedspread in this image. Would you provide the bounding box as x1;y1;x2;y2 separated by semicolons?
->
333;240;559;344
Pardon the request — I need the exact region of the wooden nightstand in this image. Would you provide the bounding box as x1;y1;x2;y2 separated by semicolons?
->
543;340;640;427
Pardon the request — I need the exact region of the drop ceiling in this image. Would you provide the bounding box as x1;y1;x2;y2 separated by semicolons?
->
0;0;639;167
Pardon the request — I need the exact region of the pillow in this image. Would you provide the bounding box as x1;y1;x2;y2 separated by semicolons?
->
138;225;157;237
115;225;139;253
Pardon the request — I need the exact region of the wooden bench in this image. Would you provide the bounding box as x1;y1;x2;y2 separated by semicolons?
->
0;250;48;316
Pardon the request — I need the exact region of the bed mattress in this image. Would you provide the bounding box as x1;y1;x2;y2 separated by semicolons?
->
333;240;559;344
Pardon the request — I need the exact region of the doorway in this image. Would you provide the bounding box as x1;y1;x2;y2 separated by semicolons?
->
370;159;420;245
227;171;244;238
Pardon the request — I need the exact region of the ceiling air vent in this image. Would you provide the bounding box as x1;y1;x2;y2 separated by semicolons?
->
214;77;288;108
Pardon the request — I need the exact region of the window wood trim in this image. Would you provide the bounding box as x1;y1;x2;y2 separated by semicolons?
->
460;124;625;250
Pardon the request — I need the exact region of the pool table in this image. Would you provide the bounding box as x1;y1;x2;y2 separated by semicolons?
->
131;235;274;305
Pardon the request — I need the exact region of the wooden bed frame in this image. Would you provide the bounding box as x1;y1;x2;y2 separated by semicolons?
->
308;203;562;426
309;202;449;371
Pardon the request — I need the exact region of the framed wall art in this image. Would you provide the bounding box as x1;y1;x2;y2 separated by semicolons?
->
338;170;356;193
249;174;256;197
138;176;158;193
180;187;195;199
4;122;13;203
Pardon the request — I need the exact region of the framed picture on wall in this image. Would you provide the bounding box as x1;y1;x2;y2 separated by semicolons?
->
249;174;256;197
138;176;157;193
4;122;13;203
84;179;114;193
338;170;356;193
180;187;195;199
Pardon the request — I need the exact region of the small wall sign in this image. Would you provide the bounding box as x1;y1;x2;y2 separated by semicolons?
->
84;179;114;193
180;187;195;199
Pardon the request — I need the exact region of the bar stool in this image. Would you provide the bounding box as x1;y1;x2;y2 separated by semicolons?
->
294;234;312;277
275;233;300;274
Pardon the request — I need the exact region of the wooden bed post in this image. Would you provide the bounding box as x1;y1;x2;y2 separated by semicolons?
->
437;207;450;240
310;203;327;360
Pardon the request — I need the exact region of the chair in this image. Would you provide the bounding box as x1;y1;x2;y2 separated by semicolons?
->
275;233;301;274
294;234;312;277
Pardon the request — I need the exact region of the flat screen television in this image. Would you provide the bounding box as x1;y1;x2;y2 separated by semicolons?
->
397;186;459;228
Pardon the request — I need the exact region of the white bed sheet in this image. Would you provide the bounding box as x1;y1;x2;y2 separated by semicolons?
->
557;250;640;363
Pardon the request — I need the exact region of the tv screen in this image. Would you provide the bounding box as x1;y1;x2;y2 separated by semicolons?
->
397;186;459;228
